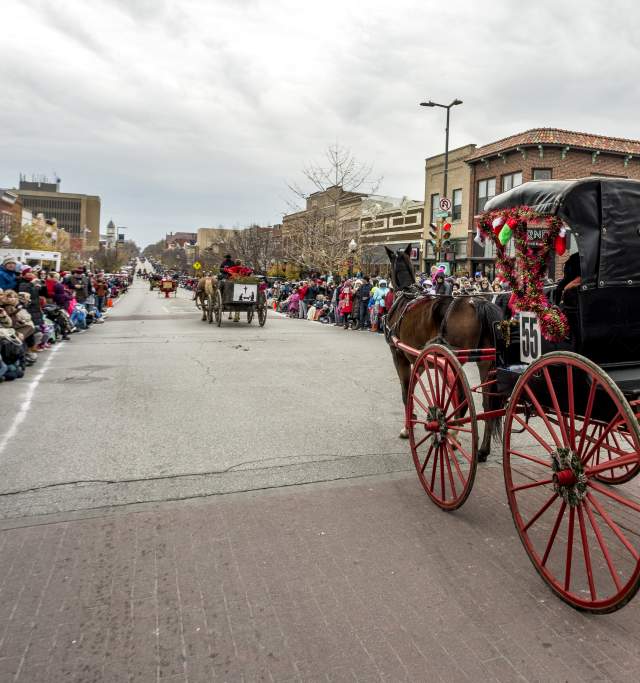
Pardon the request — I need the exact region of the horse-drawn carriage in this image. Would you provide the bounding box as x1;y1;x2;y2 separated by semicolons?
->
159;276;178;297
389;178;640;612
196;276;267;326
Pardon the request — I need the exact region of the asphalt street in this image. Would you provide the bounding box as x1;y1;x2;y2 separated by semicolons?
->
0;270;421;519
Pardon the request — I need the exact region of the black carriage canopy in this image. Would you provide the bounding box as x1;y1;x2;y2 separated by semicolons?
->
483;177;640;290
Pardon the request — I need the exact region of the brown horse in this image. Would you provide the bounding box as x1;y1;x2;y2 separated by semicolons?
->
384;245;503;461
195;275;218;323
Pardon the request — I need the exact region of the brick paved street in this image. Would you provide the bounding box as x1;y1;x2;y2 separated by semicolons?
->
0;469;638;683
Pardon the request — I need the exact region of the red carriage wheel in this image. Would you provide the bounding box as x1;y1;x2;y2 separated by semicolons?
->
503;352;640;613
407;344;478;511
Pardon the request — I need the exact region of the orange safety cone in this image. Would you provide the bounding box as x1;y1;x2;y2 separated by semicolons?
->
106;298;113;308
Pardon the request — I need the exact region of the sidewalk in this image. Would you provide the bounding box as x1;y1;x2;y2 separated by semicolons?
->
0;470;638;682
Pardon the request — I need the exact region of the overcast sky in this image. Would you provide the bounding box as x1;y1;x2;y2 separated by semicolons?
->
1;0;638;246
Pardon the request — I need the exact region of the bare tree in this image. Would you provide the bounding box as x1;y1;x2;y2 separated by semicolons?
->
229;225;277;273
285;144;382;273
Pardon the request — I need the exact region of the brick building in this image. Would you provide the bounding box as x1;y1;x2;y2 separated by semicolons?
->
424;144;477;273
0;189;22;237
165;231;197;249
465;128;640;277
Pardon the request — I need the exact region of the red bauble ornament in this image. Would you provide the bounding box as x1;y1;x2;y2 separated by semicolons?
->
555;234;567;256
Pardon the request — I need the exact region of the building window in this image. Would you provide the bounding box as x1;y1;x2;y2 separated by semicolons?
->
430;193;440;224
404;214;418;224
502;171;523;192
533;168;552;181
476;178;495;213
452;189;462;221
392;217;404;226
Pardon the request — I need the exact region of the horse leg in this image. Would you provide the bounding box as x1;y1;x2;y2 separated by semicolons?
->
477;360;495;462
391;349;412;438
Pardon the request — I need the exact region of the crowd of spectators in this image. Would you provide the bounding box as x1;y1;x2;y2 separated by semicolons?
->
0;255;130;383
269;268;512;332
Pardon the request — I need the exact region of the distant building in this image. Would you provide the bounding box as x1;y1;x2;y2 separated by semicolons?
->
0;189;22;236
15;176;100;249
165;231;197;249
196;227;236;255
359;197;424;274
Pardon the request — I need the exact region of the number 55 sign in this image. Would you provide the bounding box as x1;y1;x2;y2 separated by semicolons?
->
520;312;542;364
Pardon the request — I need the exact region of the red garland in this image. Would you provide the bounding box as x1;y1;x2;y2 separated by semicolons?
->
477;206;569;342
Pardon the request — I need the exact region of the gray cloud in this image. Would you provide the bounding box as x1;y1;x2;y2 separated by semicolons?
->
1;0;639;246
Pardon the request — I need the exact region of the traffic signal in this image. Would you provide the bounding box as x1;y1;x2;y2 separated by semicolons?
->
442;223;452;249
429;223;438;240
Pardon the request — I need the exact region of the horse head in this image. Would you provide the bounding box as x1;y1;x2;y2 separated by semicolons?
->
385;244;415;291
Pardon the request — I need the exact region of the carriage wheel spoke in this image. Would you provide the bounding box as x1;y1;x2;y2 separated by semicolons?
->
423;359;437;407
567;366;576;449
430;445;440;490
433;356;442;405
524;385;563;449
587;481;640;514
446;441;467;486
441;373;459;417
584;498;622;592
542;501;566;567
564;507;575;591
508;449;551;469
416;374;433;409
446;398;470;422
576;381;598;456
582;415;625;465
448;435;473;464
414;432;431;451
443;445;457;498
543;367;570;447
587;453;640;477
513;415;554;454
577;505;597;600
586;492;640;561
421;443;435;474
523;493;558;532
412;392;431;417
440;449;446;499
510;478;553;493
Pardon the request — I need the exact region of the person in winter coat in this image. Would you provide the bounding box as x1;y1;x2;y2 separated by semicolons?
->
0;256;18;291
434;273;451;296
18;271;43;328
372;279;390;333
355;276;372;330
338;280;354;329
93;273;109;312
71;269;89;303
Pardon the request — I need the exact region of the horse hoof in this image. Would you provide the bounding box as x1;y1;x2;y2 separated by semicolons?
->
399;428;409;439
477;450;489;463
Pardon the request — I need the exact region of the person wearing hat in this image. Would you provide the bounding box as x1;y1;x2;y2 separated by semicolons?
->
0;256;18;291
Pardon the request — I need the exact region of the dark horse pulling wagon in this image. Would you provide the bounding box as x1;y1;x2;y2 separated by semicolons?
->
387;178;640;612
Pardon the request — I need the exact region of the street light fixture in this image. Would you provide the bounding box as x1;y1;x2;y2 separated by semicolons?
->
419;98;463;200
420;98;463;264
348;238;357;253
1;234;11;245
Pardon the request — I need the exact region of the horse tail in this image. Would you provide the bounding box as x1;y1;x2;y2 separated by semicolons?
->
204;277;215;297
473;297;503;347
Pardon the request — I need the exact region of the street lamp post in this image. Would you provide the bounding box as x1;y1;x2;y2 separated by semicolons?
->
348;238;357;277
419;98;462;265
